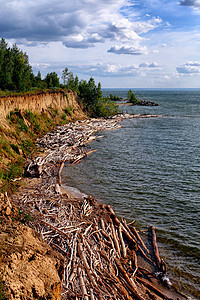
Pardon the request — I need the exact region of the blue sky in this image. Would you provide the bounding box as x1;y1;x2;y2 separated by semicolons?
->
1;0;200;88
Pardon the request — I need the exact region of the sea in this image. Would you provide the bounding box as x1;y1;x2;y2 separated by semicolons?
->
62;89;200;299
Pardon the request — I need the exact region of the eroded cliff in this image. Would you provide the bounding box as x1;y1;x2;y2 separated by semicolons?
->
0;90;86;122
0;90;87;299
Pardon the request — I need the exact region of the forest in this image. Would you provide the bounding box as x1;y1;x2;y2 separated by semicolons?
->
0;38;118;117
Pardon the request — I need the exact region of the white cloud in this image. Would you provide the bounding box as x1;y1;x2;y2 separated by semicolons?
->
0;0;162;52
176;61;200;74
139;62;162;69
73;62;163;77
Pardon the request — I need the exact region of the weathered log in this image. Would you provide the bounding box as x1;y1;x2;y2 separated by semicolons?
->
129;226;150;254
110;222;121;257
85;149;98;156
119;224;127;258
58;161;65;185
138;245;155;265
55;183;62;194
106;205;121;226
151;225;162;271
78;267;89;300
78;243;98;289
115;258;145;300
40;220;69;239
136;276;170;299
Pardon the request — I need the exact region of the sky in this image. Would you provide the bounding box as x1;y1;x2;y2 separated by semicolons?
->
1;0;200;88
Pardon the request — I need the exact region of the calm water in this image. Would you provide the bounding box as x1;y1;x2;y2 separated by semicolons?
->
63;89;200;299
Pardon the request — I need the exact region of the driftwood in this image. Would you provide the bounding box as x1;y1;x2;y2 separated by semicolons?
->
129;225;150;254
151;225;162;270
11;115;183;300
136;276;170;299
58;161;65;185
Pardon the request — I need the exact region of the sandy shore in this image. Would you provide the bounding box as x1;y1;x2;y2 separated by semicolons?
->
10;114;186;300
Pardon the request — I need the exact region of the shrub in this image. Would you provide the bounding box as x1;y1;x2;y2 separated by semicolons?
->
127;89;140;104
95;98;119;117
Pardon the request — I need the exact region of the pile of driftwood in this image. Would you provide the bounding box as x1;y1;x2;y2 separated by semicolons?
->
25;117;123;178
12;115;184;300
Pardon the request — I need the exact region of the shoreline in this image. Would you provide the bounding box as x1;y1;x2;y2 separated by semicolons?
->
8;114;187;299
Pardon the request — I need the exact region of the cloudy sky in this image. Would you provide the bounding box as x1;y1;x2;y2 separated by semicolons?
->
1;0;200;88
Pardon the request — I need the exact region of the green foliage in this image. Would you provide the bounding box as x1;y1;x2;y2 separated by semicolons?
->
20;139;34;154
2;158;24;181
24;110;43;134
44;72;60;88
96;98;119;117
62;67;79;91
61;113;67;121
62;67;69;86
64;106;73;115
7;109;28;133
78;78;103;117
109;94;121;101
127;89;140;104
33;71;47;89
1;106;81;194
0;38;118;118
53;109;58;117
0;38;33;91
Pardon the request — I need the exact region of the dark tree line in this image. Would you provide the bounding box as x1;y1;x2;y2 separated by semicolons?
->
0;38;33;91
0;38;60;91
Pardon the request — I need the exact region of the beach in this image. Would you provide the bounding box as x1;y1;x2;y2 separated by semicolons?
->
5;114;187;300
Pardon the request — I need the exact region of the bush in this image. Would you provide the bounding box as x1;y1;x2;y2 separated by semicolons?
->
127;89;140;104
95;98;119;117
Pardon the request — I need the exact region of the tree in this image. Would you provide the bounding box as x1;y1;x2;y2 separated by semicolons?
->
0;39;34;91
78;77;118;117
11;44;33;91
62;67;69;86
127;89;139;104
62;68;79;91
66;72;78;91
0;38;14;90
44;72;60;88
78;77;100;109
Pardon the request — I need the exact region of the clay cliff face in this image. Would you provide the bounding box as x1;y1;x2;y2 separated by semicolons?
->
0;90;86;120
0;192;64;300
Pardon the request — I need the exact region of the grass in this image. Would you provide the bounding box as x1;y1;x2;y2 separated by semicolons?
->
0;88;66;97
64;106;73;116
0;106;76;195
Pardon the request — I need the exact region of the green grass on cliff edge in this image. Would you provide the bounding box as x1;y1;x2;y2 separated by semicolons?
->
0;106;78;195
